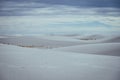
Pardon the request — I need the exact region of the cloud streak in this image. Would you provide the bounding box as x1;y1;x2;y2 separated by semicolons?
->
0;1;120;16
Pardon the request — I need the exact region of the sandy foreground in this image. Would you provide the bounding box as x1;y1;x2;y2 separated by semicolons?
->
0;35;120;80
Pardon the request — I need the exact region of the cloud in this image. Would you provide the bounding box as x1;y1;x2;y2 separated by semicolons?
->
0;15;120;34
0;1;120;16
1;0;120;7
0;1;120;35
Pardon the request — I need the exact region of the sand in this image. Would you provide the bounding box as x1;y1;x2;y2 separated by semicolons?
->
0;34;120;80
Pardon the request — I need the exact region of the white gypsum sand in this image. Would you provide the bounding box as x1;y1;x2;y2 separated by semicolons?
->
0;44;120;80
0;34;120;80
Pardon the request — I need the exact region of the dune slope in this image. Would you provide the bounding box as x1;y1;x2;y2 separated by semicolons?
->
0;44;120;80
0;36;82;49
56;43;120;56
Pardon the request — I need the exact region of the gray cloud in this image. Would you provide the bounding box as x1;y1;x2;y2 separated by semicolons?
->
0;0;120;8
0;1;120;16
0;1;120;35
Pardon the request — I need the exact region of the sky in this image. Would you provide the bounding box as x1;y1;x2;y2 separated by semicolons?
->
0;0;120;35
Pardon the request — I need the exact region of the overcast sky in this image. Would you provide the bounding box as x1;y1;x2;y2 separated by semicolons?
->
0;0;120;35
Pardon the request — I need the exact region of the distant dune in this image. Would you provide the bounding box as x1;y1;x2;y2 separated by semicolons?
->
56;43;120;56
103;36;120;43
54;35;120;56
0;35;120;56
75;34;105;40
0;36;82;49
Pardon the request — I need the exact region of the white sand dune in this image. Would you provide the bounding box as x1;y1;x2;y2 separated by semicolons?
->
71;34;120;43
0;35;120;80
103;36;120;43
51;35;120;56
0;35;119;48
0;44;120;80
36;35;81;42
0;36;83;49
75;34;105;40
56;43;120;56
